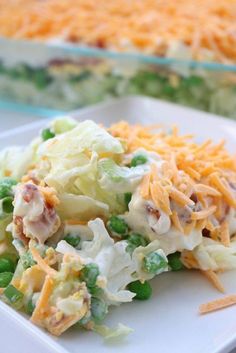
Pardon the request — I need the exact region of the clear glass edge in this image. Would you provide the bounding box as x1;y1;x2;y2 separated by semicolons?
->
1;36;236;72
0;99;64;117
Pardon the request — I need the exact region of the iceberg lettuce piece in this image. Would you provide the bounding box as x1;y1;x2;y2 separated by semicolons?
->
50;116;77;134
0;145;35;180
98;158;149;193
94;323;133;340
57;218;136;305
37;121;127;213
57;193;109;221
39;120;124;158
193;237;236;271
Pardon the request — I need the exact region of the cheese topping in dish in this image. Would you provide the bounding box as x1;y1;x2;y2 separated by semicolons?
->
1;116;236;337
0;0;235;63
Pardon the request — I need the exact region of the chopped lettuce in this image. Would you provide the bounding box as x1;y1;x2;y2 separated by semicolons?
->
50;116;77;134
57;218;136;305
98;158;149;193
94;323;133;340
36;121;129;213
39;120;124;158
57;194;109;221
193;237;236;271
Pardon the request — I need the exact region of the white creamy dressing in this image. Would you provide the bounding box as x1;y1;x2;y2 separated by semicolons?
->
125;190;202;255
124;150;203;254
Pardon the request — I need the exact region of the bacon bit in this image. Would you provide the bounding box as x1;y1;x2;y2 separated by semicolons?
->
146;205;160;220
201;270;225;293
199;295;236;314
191;205;217;220
22;183;38;203
31;276;54;322
13;216;29;246
169;187;195;208
219;220;230;247
31;248;57;277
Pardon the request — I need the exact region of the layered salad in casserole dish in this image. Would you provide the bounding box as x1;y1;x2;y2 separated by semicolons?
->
0;117;236;337
0;0;236;117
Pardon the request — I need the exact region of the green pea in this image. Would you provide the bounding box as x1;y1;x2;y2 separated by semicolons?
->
126;233;148;254
87;285;103;296
80;263;99;288
25;298;35;315
41;128;55;141
128;280;152;300
124;192;132;209
168;252;184;271
0;257;15;273
34;69;52;89
2;196;14;213
91;297;107;323
4;284;24;309
21;251;36;270
0;272;13;288
64;234;80;248
130;155;147;167
0;178;17;200
107;216;128;235
143;252;168;274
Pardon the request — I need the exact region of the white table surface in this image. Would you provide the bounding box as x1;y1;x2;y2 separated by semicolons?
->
1;109;236;353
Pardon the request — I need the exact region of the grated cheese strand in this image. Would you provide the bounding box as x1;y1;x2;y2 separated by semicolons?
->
199;295;236;314
201;270;225;293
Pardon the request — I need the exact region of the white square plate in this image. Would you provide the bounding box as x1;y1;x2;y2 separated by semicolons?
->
1;96;236;353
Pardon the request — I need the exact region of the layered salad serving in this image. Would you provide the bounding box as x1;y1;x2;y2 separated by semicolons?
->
0;0;236;117
0;117;236;337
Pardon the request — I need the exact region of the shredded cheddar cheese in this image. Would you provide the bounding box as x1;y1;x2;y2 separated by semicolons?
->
199;295;236;314
110;121;236;239
0;0;235;63
220;220;230;247
31;275;54;322
201;270;225;293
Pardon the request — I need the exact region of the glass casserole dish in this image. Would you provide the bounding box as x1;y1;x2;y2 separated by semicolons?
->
0;37;236;118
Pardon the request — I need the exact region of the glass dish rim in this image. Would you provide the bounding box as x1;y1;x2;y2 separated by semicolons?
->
1;37;236;72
